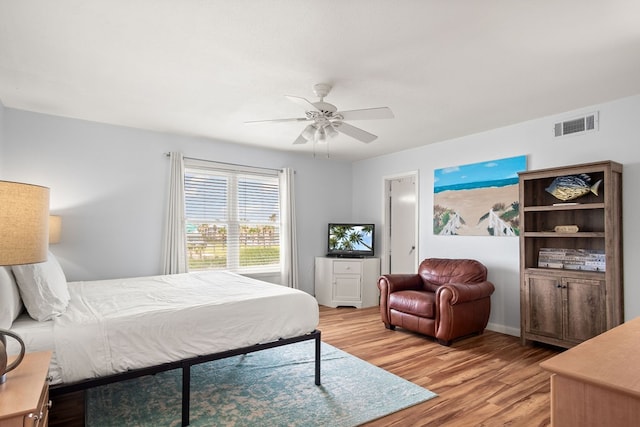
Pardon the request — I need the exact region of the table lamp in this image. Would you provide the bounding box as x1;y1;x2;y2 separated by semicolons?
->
0;180;50;384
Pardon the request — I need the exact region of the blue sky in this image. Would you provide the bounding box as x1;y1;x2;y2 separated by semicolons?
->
434;155;527;188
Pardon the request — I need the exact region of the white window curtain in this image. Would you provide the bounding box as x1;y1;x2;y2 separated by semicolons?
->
279;168;298;289
162;152;188;274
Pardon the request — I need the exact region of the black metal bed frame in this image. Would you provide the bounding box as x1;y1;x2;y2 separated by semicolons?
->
50;330;322;426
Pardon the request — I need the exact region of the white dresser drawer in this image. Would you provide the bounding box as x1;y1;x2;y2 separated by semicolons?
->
333;261;362;274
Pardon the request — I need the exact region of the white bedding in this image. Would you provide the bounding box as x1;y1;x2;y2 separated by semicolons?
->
8;271;319;385
6;314;63;382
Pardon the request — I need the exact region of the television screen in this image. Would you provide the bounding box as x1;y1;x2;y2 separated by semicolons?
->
327;223;375;257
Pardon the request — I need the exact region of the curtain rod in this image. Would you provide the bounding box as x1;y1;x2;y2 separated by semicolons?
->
164;152;283;173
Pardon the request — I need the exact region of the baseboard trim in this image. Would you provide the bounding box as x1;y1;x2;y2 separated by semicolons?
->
486;322;520;337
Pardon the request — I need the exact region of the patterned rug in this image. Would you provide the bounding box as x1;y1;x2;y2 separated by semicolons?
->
87;341;437;426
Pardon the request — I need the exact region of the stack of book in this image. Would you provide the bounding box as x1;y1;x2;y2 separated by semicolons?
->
538;248;606;272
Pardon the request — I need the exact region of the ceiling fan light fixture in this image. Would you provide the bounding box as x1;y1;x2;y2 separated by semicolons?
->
315;125;327;143
325;123;338;138
301;124;317;141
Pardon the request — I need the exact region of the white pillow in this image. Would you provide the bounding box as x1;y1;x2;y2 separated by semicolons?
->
0;266;23;328
12;251;70;321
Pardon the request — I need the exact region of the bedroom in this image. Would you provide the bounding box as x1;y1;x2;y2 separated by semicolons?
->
1;1;640;426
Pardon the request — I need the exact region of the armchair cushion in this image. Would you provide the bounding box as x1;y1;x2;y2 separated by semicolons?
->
389;290;436;318
419;258;488;291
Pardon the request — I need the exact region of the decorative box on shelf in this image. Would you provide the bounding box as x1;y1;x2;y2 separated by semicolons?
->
554;225;579;233
538;248;605;272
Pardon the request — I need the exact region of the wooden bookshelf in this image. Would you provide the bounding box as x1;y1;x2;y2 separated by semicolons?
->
518;160;623;348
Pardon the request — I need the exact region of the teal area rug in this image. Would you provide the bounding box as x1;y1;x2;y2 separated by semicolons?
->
87;341;437;426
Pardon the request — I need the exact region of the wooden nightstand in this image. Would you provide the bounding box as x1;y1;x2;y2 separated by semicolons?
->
0;351;52;427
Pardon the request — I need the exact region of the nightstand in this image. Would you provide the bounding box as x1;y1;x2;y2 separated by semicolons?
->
0;351;52;427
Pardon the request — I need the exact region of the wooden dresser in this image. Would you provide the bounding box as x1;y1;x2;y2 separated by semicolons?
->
540;317;640;426
0;351;52;427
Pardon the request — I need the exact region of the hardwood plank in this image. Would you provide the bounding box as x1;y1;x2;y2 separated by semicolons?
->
318;306;561;427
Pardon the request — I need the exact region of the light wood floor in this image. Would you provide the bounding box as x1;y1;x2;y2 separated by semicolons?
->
50;305;562;427
318;306;562;427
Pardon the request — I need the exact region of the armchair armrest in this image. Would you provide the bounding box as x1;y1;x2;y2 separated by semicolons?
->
435;280;495;344
378;274;423;295
437;280;495;305
378;274;423;329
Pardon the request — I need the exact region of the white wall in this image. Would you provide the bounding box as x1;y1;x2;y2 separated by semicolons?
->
353;94;640;335
0;108;353;296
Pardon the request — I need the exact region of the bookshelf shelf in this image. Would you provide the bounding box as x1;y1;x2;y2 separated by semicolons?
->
523;232;605;238
523;203;605;212
525;267;605;278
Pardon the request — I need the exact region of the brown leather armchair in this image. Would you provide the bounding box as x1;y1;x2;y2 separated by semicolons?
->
378;258;495;345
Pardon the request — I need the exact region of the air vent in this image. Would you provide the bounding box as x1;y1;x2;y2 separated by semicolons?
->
554;112;599;137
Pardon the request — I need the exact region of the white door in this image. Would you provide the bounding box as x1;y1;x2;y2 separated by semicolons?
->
388;175;418;273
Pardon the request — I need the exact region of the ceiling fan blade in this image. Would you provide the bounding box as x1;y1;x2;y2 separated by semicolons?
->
333;122;378;143
285;95;320;112
293;132;307;145
338;107;394;120
244;117;308;124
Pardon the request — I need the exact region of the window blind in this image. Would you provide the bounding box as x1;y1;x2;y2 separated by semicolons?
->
184;164;280;273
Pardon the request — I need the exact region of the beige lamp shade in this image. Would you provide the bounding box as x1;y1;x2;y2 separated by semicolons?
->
0;181;50;265
49;215;62;244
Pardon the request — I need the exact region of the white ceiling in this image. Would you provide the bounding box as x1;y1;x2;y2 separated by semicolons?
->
1;1;639;161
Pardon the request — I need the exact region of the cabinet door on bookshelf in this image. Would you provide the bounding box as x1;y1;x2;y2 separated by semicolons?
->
524;273;606;346
564;277;606;343
524;274;563;340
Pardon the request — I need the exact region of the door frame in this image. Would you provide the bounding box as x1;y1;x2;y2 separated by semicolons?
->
381;171;420;275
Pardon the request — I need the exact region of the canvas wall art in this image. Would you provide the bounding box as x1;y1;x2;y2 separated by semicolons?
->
433;155;527;236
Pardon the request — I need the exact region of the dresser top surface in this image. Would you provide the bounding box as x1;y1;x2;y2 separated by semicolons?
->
540;317;640;397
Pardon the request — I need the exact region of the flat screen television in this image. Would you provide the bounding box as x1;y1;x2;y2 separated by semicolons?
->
327;223;375;258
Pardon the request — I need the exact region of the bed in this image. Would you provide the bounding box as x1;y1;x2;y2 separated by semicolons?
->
2;256;321;426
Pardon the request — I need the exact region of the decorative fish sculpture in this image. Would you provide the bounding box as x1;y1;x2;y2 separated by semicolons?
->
545;173;602;201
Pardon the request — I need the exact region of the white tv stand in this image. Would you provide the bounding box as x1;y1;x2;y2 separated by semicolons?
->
314;257;380;308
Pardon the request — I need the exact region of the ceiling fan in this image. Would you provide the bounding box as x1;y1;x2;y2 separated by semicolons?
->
246;83;394;145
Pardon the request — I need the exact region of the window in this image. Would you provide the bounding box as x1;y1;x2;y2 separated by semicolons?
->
184;161;280;274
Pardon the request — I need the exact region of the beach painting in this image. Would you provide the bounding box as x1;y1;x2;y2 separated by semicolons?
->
433;155;527;236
